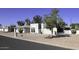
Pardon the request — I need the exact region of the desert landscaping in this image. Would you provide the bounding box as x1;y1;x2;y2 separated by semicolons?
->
0;32;79;50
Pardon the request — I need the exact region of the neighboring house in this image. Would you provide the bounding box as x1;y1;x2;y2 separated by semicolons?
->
0;26;9;32
64;26;79;35
64;26;72;34
0;26;3;31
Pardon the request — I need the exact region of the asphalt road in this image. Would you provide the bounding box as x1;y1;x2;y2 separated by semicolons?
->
0;35;71;50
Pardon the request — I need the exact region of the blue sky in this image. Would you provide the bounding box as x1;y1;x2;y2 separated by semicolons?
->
0;8;79;26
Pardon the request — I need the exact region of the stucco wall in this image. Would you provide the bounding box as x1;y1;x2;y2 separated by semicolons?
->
64;30;72;34
0;28;8;32
30;23;39;33
4;28;8;32
76;30;79;34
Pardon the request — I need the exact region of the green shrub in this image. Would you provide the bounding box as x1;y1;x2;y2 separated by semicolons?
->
19;28;23;33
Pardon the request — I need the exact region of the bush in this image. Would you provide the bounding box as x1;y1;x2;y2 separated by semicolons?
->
19;28;23;33
71;29;76;34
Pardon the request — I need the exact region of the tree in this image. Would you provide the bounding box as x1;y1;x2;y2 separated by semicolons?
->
0;24;2;27
57;15;66;27
25;18;30;25
32;15;42;23
44;9;59;29
17;20;25;26
44;8;66;30
51;8;59;17
44;16;57;29
70;24;75;29
70;23;79;30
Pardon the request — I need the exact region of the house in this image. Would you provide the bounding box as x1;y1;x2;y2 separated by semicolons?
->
15;23;47;34
30;23;52;34
30;23;57;36
0;26;9;32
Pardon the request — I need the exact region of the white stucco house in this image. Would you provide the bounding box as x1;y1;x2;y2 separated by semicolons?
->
11;23;79;36
14;23;52;35
30;23;58;36
30;23;53;35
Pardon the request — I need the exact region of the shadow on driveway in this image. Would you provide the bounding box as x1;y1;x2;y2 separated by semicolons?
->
0;35;72;50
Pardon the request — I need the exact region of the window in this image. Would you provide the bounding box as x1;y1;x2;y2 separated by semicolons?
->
31;28;35;32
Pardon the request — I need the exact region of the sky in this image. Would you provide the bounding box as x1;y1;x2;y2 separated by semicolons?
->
0;8;79;26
